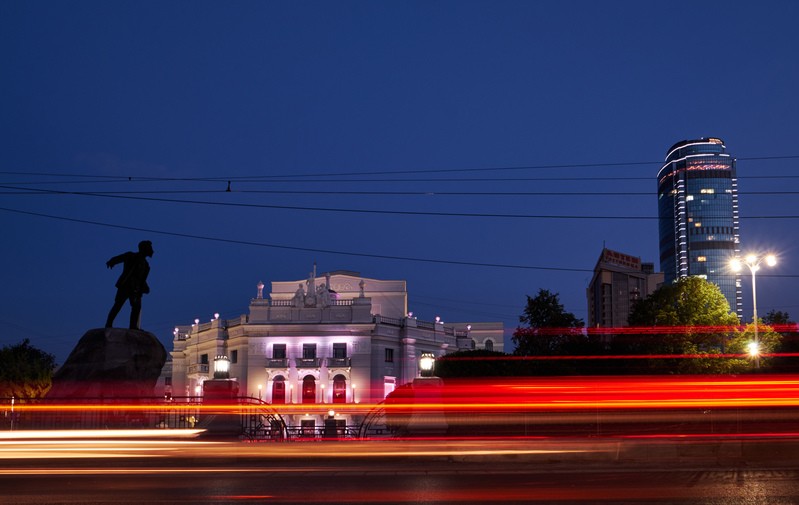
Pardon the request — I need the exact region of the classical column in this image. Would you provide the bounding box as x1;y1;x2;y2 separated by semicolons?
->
401;338;417;385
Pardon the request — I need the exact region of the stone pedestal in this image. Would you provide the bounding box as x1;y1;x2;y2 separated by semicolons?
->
47;328;167;400
408;377;448;435
200;379;241;439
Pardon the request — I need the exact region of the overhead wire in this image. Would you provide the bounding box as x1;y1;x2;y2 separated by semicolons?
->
1;153;798;182
0;206;592;273
1;205;796;278
2;185;798;220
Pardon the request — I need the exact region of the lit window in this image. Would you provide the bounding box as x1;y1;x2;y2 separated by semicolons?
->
695;222;702;227
700;188;715;194
697;256;707;262
686;195;694;201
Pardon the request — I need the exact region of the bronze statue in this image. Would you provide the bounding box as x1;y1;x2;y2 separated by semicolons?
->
105;240;154;330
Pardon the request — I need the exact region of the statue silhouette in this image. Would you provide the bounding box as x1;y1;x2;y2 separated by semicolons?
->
105;240;154;330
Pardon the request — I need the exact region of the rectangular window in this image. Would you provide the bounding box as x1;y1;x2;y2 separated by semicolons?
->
273;344;286;359
303;343;317;359
200;354;208;365
333;343;347;359
385;348;394;363
230;350;238;363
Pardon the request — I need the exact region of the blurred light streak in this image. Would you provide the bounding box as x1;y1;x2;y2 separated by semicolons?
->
512;323;799;336
0;439;611;464
12;376;799;413
0;429;204;440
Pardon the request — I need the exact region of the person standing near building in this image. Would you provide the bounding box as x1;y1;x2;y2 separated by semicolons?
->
105;240;154;330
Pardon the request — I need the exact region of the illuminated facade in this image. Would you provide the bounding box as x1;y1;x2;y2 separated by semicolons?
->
160;270;503;426
657;138;741;314
586;248;663;328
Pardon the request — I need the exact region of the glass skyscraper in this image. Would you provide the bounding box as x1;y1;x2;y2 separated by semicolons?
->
657;138;741;315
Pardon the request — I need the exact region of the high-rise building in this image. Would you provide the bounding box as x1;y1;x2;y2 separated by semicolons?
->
587;248;664;328
657;137;741;314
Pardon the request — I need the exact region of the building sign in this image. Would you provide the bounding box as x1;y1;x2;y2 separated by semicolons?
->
603;249;641;270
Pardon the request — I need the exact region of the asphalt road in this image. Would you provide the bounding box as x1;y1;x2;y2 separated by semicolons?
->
4;436;799;504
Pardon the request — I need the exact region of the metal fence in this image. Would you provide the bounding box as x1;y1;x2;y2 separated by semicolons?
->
1;396;392;441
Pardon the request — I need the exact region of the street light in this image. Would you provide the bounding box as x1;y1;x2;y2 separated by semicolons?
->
419;353;436;377
213;355;231;379
747;341;761;359
730;253;777;369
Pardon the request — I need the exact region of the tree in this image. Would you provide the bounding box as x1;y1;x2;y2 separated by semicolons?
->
0;339;57;399
512;289;587;373
436;349;526;378
763;310;793;327
762;310;799;373
627;277;758;374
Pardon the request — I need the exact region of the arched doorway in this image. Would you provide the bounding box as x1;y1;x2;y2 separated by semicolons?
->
302;375;316;404
271;375;286;404
332;374;347;404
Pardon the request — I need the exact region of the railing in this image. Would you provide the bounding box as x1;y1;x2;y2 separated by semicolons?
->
326;357;351;368
1;396;204;431
0;396;378;441
264;299;355;307
374;315;403;327
265;358;289;368
188;363;210;375
295;358;322;368
285;425;360;440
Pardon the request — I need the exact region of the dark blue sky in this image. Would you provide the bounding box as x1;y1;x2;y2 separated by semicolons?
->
2;1;797;363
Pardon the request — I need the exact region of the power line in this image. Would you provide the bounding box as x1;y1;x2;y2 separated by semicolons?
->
1;153;797;182
3;205;798;278
2;187;798;197
4;175;799;185
0;206;593;273
3;186;799;220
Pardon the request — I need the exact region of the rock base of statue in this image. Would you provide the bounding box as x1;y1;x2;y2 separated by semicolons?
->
47;328;167;400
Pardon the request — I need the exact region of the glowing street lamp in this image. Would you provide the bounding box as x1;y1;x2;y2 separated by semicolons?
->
419;353;436;377
213;355;231;379
730;253;777;369
747;341;761;359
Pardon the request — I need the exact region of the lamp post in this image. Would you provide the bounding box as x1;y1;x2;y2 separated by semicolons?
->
730;254;777;369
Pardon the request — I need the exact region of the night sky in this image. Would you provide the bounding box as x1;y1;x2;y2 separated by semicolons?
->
2;1;797;364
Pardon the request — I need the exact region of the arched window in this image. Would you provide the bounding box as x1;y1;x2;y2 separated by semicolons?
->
272;375;286;404
484;339;494;352
332;374;347;404
302;375;316;404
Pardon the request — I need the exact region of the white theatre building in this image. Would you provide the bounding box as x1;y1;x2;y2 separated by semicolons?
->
162;269;503;410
